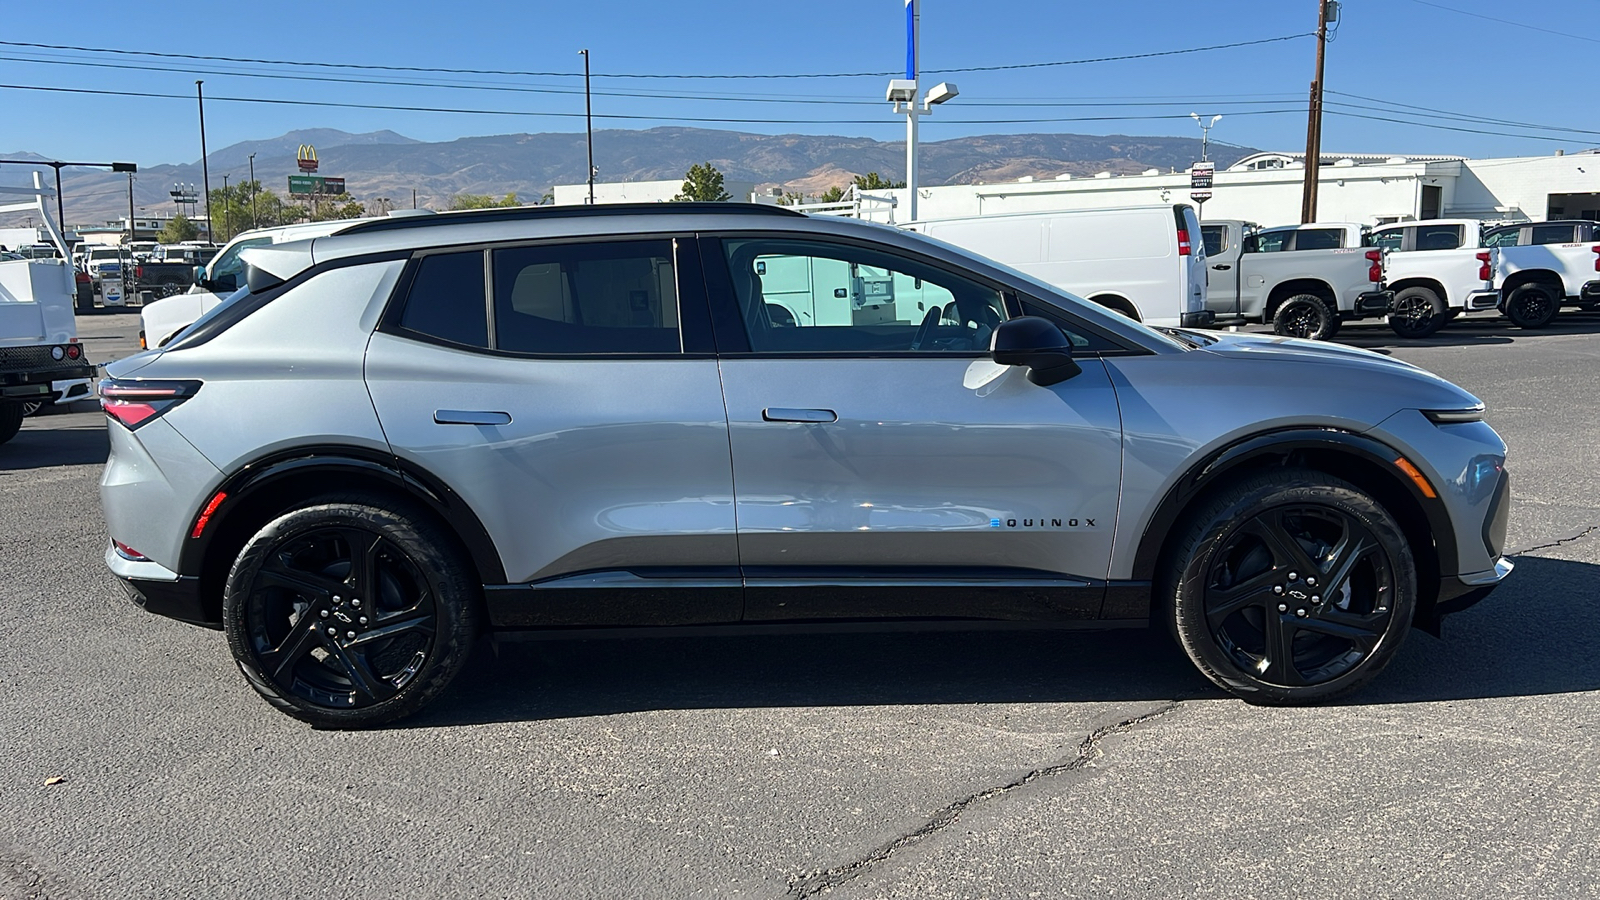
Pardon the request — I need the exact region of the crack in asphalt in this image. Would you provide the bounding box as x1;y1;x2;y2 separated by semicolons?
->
782;700;1184;899
1508;524;1598;556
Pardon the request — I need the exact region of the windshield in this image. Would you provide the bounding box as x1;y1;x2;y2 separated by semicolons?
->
207;236;273;283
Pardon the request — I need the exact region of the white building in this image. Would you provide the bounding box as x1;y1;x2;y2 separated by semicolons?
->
843;150;1600;228
552;178;757;206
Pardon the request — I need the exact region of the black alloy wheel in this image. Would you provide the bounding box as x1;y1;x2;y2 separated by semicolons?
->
224;497;478;728
1388;286;1448;339
1272;294;1338;341
1166;470;1416;704
1503;284;1559;329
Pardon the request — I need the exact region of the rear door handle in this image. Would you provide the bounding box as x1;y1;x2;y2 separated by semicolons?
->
1211;264;1232;270
762;407;837;424
434;409;512;426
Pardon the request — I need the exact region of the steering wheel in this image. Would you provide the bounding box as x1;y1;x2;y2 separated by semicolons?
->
909;304;943;351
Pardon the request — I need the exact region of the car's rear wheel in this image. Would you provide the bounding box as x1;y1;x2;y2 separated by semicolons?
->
1165;469;1416;704
1272;294;1338;340
1504;284;1560;328
1388;286;1448;338
223;497;479;728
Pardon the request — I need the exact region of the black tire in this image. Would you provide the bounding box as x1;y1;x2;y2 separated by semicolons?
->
1163;468;1417;705
1503;283;1560;328
1272;294;1338;340
0;402;22;446
223;496;480;728
1388;286;1448;339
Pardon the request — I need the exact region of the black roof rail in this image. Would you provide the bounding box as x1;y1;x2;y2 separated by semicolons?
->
335;201;805;236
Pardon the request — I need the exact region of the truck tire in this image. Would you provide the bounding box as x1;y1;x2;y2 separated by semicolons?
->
0;403;23;446
1272;294;1338;341
1388;286;1448;339
1504;283;1560;329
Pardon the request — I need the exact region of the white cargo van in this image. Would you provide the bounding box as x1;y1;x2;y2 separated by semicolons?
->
904;205;1212;328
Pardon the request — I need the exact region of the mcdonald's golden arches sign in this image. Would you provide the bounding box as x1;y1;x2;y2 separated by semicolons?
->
297;144;319;173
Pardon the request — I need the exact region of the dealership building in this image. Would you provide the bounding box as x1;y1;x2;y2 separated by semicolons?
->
560;149;1600;229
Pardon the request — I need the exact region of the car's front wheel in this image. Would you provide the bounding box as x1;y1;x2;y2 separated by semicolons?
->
223;496;479;728
1165;469;1417;704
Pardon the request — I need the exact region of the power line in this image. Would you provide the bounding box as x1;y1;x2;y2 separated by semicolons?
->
1328;90;1600;138
1325;110;1597;145
1402;0;1600;45
0;33;1314;81
0;81;1310;126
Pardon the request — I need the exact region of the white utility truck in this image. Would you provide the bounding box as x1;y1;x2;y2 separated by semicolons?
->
0;175;95;445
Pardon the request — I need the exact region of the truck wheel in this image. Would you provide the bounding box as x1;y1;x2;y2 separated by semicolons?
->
0;403;23;446
1272;295;1337;340
1504;284;1559;329
1388;286;1448;338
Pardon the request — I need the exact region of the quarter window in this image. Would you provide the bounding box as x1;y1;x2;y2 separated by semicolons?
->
720;239;1006;354
492;241;681;355
399;251;488;348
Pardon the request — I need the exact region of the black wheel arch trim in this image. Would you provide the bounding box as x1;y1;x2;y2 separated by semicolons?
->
177;444;507;585
1130;427;1459;585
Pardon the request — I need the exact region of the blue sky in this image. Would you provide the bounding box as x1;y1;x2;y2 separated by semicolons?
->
3;0;1596;166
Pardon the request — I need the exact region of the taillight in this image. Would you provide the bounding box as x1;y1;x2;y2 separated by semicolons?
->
1366;249;1383;283
135;265;144;279
65;342;81;360
113;540;151;562
1477;251;1493;281
75;271;91;284
1177;229;1192;256
1592;245;1599;272
99;379;202;430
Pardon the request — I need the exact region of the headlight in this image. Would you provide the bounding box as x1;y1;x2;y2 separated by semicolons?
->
1422;405;1485;424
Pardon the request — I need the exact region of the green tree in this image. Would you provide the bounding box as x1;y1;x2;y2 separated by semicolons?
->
777;191;804;206
208;181;295;239
818;185;847;204
674;163;731;202
450;192;521;210
852;172;905;190
157;213;200;243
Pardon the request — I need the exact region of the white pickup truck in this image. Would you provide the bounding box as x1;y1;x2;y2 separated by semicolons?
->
1371;219;1498;338
1200;220;1392;340
1489;234;1600;328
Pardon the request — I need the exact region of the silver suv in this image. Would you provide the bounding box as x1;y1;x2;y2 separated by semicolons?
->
99;204;1513;727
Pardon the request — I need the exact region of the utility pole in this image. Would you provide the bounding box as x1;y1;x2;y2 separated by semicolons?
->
222;174;231;241
1300;0;1332;224
197;80;214;242
580;49;595;204
126;171;135;247
247;152;257;229
412;187;418;209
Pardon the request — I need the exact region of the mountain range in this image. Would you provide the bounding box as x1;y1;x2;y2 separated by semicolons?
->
1;127;1257;228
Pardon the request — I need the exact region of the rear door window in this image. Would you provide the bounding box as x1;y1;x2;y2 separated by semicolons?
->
1530;223;1577;245
1201;225;1228;256
1293;228;1345;250
492;240;682;355
1414;224;1463;251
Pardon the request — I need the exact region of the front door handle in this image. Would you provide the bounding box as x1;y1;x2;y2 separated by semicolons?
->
434;409;512;426
1211;264;1232;270
762;407;837;424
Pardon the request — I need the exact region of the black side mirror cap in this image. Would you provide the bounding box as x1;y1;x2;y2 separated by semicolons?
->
991;316;1081;386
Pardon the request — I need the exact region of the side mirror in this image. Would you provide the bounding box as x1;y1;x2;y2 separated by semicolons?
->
193;265;206;282
1241;235;1259;253
991;316;1081;386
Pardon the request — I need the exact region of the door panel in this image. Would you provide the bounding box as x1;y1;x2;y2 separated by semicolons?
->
719;356;1124;619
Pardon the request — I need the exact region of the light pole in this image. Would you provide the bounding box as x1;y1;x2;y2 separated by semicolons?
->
579;49;596;204
222;173;231;241
0;159;137;234
247;152;257;229
1190;113;1223;163
126;171;135;247
885;0;957;222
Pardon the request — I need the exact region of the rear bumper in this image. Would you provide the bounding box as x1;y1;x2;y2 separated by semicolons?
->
1581;281;1600;302
105;544;218;629
1180;310;1216;328
1354;290;1394;316
1466;290;1501;311
2;361;95;395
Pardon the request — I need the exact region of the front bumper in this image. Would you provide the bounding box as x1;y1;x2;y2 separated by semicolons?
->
1436;556;1514;618
1354;290;1395;316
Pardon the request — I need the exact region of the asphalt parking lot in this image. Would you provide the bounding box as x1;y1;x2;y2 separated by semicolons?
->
1;309;1596;899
